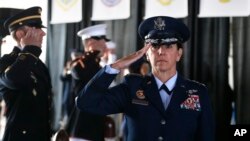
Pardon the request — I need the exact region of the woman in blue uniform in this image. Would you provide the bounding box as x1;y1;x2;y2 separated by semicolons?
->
76;16;215;141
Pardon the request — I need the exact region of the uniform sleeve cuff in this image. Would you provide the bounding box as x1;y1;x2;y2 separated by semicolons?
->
22;45;42;57
105;65;120;74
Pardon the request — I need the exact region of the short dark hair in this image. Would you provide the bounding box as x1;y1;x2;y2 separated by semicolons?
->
177;43;183;49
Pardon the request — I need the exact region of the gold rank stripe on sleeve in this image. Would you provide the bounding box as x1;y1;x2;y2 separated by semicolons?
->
9;15;41;27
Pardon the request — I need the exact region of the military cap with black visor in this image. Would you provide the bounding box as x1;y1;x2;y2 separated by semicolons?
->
77;24;110;42
1;8;22;40
0;6;53;141
138;16;190;48
4;6;45;33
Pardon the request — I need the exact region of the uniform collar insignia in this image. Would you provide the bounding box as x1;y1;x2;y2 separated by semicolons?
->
136;89;145;99
187;89;198;95
154;17;165;30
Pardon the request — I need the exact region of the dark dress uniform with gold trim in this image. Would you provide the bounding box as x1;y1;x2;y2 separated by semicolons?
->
0;6;52;141
66;24;112;141
0;46;52;141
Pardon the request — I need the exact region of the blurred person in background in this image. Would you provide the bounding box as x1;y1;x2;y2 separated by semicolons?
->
66;24;115;141
60;49;83;128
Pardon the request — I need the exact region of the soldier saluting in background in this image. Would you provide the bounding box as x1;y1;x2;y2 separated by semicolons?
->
66;24;114;141
0;6;53;141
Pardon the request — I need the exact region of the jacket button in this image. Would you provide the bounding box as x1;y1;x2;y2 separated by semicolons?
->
161;119;166;125
22;130;27;134
32;89;37;96
158;136;163;141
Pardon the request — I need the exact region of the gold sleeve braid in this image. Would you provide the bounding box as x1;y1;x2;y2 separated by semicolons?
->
4;53;38;73
18;53;38;60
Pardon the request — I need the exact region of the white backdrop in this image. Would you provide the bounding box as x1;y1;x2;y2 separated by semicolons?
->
0;0;48;62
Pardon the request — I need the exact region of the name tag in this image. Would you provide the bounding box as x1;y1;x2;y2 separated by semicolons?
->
132;99;149;106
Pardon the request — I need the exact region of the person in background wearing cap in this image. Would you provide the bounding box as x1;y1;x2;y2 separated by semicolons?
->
60;49;83;126
0;7;53;141
76;16;215;141
66;24;112;141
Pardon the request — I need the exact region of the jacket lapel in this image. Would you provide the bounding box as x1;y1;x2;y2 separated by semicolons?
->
143;74;166;117
166;75;189;113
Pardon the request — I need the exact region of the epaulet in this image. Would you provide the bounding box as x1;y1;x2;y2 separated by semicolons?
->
0;54;14;73
125;73;144;81
188;79;206;87
127;73;143;77
125;74;151;85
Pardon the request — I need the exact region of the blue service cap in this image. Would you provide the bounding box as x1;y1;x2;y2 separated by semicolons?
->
4;6;45;33
138;16;190;45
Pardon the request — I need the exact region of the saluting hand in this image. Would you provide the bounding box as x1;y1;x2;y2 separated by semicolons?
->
111;44;150;70
85;38;107;57
20;27;46;48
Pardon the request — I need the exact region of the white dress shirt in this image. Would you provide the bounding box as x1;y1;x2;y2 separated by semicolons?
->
154;73;177;109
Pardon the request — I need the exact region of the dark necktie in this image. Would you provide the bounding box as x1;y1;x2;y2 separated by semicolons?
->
160;84;173;95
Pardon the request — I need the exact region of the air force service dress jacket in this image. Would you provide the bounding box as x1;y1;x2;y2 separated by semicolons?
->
0;46;52;141
76;66;215;141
